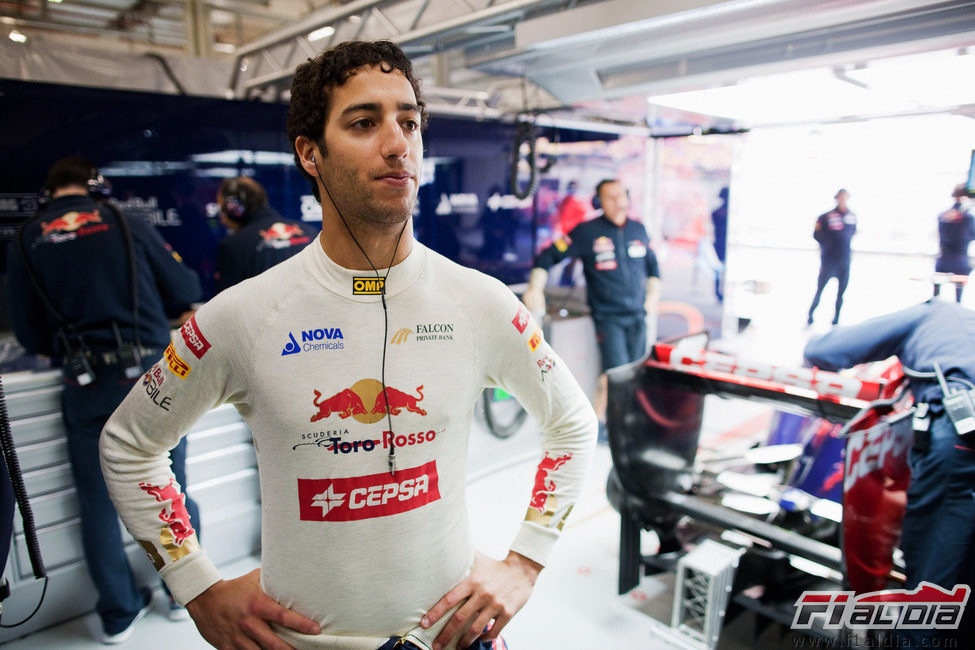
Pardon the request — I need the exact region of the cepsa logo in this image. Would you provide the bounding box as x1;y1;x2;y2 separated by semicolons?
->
512;305;530;334
180;316;211;359
298;460;441;521
310;379;426;424
792;583;970;631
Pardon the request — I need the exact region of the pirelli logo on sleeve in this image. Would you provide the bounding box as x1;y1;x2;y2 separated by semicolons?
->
164;343;191;379
353;277;385;295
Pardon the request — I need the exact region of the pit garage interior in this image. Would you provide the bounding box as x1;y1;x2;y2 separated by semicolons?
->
1;0;975;648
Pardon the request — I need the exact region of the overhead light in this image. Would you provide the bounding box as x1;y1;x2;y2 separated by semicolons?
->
308;26;335;42
47;0;63;3
213;42;235;54
8;30;26;43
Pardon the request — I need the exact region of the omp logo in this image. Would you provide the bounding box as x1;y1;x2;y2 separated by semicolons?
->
792;583;970;631
298;461;441;521
164;343;190;379
282;328;345;356
391;328;411;344
353;277;385;295
180;316;211;359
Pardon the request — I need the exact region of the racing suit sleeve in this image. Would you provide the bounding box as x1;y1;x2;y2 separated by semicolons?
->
5;238;56;356
100;291;249;605
475;281;598;567
803;302;927;371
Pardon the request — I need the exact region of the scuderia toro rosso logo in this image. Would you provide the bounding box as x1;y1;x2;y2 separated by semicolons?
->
298;461;441;521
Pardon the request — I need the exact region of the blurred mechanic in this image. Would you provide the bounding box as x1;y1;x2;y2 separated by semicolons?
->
6;156;202;643
804;299;975;648
807;188;856;326
215;176;315;292
933;183;975;303
523;178;660;441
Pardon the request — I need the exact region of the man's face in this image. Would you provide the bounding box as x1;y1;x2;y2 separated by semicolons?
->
835;191;849;210
318;65;423;227
600;182;629;224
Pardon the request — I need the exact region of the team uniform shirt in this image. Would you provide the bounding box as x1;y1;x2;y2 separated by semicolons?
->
216;205;316;292
804;299;975;407
534;216;660;318
6;194;201;356
813;207;856;264
936;202;975;275
101;238;597;649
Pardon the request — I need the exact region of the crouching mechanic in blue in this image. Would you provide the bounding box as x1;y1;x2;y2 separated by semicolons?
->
522;179;661;440
100;39;597;650
804;299;975;648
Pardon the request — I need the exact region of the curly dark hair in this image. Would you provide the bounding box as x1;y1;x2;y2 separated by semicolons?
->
286;40;427;199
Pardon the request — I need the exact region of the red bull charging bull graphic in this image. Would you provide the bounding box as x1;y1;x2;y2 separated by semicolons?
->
526;452;572;529
138;478;199;562
259;222;311;250
310;379;426;424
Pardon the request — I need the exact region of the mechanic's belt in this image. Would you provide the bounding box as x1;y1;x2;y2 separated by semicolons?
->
66;346;160;369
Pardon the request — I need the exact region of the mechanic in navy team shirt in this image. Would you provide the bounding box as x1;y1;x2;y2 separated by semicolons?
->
804;299;975;648
6;156;202;642
522;178;661;440
807;188;857;326
933;183;975;303
214;176;316;292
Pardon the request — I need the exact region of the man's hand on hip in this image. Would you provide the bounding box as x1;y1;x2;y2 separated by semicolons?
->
184;568;321;649
421;550;542;650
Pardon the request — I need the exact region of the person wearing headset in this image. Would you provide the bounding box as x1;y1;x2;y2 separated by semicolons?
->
522;179;661;442
804;299;975;648
214;176;316;292
5;156;202;643
100;40;596;650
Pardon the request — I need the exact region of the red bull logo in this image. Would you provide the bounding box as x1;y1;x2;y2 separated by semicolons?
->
311;388;367;422
310;379;427;424
297;461;441;521
261;222;304;241
528;452;572;513
40;210;102;236
138;478;198;560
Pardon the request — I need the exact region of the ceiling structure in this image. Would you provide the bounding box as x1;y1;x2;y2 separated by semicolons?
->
3;0;974;131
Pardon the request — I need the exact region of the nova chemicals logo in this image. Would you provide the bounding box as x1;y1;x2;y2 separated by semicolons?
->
282;327;345;356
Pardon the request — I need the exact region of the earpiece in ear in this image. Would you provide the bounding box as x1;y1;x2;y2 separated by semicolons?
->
311;154;317;163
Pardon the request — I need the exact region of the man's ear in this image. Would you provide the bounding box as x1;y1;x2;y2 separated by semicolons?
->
295;136;320;176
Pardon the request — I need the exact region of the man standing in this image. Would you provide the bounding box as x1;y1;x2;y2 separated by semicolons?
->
804;300;975;647
807;188;856;326
522;179;660;441
6;156;202;643
933;183;975;303
101;41;596;650
214;176;315;292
